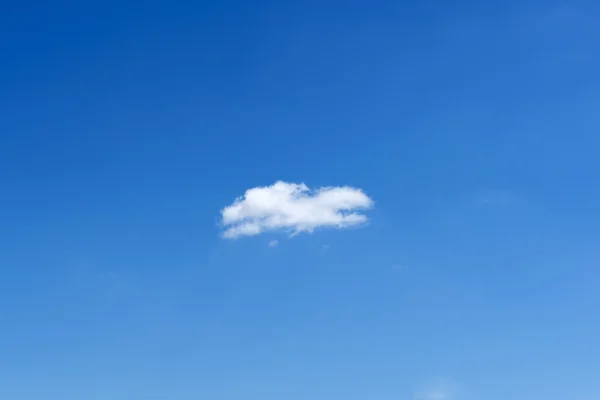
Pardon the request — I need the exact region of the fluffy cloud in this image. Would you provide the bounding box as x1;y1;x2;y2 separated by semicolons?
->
414;379;458;400
414;389;450;400
220;181;373;239
268;240;279;247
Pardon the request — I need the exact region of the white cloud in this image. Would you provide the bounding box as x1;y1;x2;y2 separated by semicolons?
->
268;240;279;247
414;379;458;400
414;389;450;400
220;181;373;239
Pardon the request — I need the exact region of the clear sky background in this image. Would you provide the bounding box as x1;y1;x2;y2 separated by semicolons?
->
1;1;599;399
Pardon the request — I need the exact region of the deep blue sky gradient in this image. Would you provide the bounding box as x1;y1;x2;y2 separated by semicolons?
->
1;1;599;399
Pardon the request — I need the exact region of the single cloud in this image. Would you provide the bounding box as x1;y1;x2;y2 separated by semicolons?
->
268;240;279;247
220;181;373;239
414;378;458;400
414;389;450;400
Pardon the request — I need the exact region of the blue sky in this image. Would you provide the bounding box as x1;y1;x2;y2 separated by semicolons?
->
1;1;599;399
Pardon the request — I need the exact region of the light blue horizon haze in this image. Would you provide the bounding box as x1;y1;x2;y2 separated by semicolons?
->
1;1;599;399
